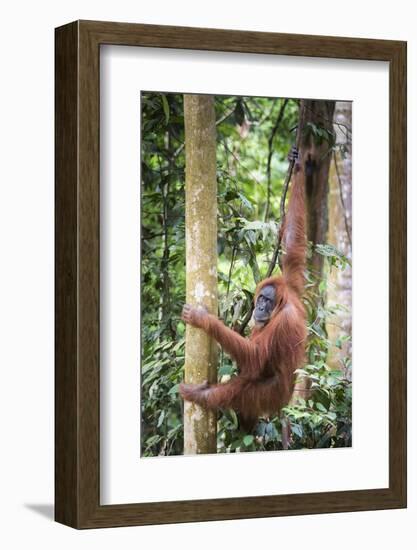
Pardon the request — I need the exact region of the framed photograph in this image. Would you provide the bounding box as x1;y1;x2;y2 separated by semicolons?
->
55;20;406;528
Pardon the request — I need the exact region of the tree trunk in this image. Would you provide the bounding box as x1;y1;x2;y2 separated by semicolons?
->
326;101;352;368
292;99;335;402
298;99;336;279
183;95;218;454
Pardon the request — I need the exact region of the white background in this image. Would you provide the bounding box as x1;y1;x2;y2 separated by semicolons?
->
0;1;415;548
101;47;389;504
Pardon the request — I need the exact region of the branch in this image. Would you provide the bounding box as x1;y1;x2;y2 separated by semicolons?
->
266;158;295;277
264;99;289;221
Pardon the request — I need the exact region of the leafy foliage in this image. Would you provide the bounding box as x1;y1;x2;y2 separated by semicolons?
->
141;92;352;456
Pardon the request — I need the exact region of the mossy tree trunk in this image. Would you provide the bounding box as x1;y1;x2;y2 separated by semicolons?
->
327;101;352;368
183;94;218;454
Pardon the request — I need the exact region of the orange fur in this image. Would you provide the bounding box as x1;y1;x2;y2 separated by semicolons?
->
180;164;307;428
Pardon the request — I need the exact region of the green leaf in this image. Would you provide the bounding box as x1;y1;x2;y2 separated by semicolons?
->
245;230;257;245
145;435;161;449
265;422;278;440
157;410;165;427
238;192;254;211
230;440;241;451
244;221;264;231
168;384;179;395
218;364;234;376
319;280;327;294
172;338;185;352
243;435;254;446
161;94;170;125
316;402;327;413
225;409;239;429
291;423;303;438
256;422;267;437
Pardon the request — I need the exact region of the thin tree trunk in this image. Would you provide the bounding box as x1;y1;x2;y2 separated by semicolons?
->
326;101;352;368
183;94;218;454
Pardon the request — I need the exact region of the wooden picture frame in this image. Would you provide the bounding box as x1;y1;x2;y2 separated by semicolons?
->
55;20;407;529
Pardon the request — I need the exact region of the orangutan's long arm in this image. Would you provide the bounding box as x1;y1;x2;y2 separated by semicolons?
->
181;305;262;375
281;164;306;296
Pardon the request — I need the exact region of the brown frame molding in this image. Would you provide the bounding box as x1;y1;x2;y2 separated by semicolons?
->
55;20;407;529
